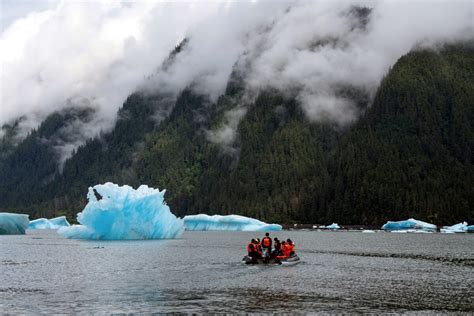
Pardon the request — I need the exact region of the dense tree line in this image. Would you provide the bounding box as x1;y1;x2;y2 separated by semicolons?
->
0;44;472;225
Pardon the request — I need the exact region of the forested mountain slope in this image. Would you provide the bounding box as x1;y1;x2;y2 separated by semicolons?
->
329;45;474;224
0;44;472;225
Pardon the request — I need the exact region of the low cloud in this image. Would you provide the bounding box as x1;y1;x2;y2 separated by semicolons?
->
207;106;247;153
1;0;472;161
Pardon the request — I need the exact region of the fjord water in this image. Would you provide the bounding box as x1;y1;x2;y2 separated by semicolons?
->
1;230;473;313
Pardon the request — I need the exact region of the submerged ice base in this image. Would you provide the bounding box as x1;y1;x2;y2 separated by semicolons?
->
382;218;436;231
183;214;282;231
28;216;70;230
58;183;184;240
0;213;29;235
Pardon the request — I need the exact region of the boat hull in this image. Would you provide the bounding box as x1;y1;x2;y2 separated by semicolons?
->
242;254;300;266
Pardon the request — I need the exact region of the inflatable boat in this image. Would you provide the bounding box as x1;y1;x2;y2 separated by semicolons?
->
242;254;300;266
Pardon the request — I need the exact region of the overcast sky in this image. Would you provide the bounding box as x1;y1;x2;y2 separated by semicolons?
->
1;0;58;31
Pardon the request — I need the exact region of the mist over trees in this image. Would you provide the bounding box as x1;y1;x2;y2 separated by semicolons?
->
0;43;472;225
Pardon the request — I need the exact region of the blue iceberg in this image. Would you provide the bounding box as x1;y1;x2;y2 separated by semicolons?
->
0;212;29;235
183;214;282;231
467;225;474;232
324;223;340;229
58;183;184;240
382;218;436;232
440;222;468;233
28;216;70;230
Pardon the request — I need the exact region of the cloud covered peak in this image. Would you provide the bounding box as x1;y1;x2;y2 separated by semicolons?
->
1;0;472;150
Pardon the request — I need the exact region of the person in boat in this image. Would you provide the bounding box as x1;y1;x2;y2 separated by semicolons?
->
261;233;272;258
287;238;295;256
272;237;281;258
247;239;259;260
255;238;263;257
276;240;289;259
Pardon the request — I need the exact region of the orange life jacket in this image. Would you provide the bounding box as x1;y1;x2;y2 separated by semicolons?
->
262;237;271;248
289;242;295;253
276;244;291;259
282;243;291;257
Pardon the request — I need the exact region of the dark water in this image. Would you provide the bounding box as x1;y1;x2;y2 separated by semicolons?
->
1;230;473;314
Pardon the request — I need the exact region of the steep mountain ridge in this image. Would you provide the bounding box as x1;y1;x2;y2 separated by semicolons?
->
0;43;472;225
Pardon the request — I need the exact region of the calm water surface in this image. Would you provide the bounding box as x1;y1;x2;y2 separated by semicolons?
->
1;230;473;313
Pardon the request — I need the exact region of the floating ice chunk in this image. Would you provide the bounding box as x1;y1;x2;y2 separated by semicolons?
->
58;183;184;240
382;218;436;231
50;216;70;227
318;223;341;229
28;216;70;230
362;230;376;233
28;218;50;229
467;225;474;232
59;225;96;239
0;213;29;235
440;222;468;233
183;214;282;231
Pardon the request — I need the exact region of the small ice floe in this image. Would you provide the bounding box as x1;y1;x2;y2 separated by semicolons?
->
361;230;376;233
440;222;468;233
318;223;340;230
28;216;70;230
382;218;436;232
183;214;282;231
0;213;29;235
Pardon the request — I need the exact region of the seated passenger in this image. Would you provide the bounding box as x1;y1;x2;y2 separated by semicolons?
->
255;238;262;257
276;241;291;259
272;237;281;258
248;239;259;259
287;238;295;256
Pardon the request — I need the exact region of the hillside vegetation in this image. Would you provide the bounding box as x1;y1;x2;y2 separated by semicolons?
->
0;44;472;225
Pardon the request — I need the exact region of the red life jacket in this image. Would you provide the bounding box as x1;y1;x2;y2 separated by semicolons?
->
262;237;271;247
247;243;254;253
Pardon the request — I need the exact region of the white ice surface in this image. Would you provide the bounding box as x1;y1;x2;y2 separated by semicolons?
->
28;216;70;230
183;214;282;231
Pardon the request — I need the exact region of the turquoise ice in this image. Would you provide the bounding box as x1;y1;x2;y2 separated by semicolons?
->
58;183;184;240
28;216;70;230
0;212;29;234
183;214;282;231
382;218;436;231
440;222;468;233
440;222;474;233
